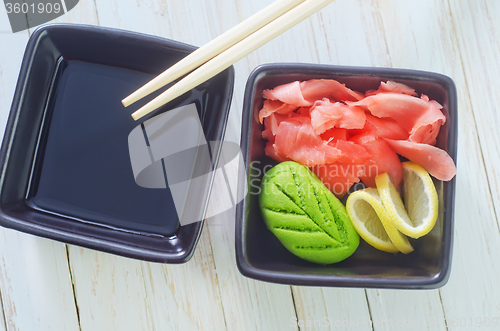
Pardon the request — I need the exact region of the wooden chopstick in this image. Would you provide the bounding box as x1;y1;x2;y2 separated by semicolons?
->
131;0;336;121
122;0;305;107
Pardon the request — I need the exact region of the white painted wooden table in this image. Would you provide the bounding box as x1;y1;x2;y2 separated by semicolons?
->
0;1;499;330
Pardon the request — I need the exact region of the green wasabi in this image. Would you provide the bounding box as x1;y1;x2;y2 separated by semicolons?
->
259;161;359;264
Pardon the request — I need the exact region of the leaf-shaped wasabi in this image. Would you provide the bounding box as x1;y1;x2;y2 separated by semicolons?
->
259;161;359;264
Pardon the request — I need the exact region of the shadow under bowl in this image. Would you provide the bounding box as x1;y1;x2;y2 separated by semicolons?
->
236;63;457;288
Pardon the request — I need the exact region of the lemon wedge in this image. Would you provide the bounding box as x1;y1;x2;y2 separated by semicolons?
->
375;162;438;239
346;188;413;254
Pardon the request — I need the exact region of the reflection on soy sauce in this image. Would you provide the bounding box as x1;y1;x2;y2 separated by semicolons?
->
28;60;213;237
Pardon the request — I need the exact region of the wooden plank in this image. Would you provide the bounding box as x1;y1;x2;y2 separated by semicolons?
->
94;0;173;38
205;130;298;331
292;287;372;330
94;0;228;44
24;0;99;34
437;0;500;327
29;3;152;331
0;37;24;133
179;0;300;328
91;1;298;330
363;0;448;326
140;230;227;331
52;0;99;25
207;212;297;331
39;3;149;331
43;0;218;329
447;0;500;226
0;17;81;329
200;1;336;329
373;0;500;329
309;0;390;67
366;290;447;330
270;0;376;328
0;3;13;33
66;247;152;331
0;231;80;331
67;195;227;329
325;0;459;329
290;0;446;328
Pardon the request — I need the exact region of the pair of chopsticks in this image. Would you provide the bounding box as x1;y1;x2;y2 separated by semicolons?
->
123;0;336;121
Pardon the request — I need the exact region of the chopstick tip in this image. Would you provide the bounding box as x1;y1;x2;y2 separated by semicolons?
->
122;98;131;107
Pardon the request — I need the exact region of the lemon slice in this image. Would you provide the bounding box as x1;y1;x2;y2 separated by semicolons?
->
346;188;413;254
375;162;438;239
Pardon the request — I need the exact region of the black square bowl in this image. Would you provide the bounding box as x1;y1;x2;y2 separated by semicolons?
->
236;63;457;288
0;24;234;263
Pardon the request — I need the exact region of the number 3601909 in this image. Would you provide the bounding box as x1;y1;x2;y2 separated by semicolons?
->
5;2;62;14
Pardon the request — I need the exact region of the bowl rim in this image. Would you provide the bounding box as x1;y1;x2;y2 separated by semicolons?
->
236;63;457;289
0;23;235;263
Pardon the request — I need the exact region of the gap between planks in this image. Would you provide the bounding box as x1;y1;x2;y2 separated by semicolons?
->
0;288;8;331
202;225;229;331
364;290;376;331
65;245;83;331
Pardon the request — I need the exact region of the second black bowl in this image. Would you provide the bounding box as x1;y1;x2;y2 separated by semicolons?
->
237;63;457;288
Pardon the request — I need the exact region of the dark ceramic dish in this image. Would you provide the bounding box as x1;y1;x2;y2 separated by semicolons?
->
0;24;234;263
237;63;457;288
